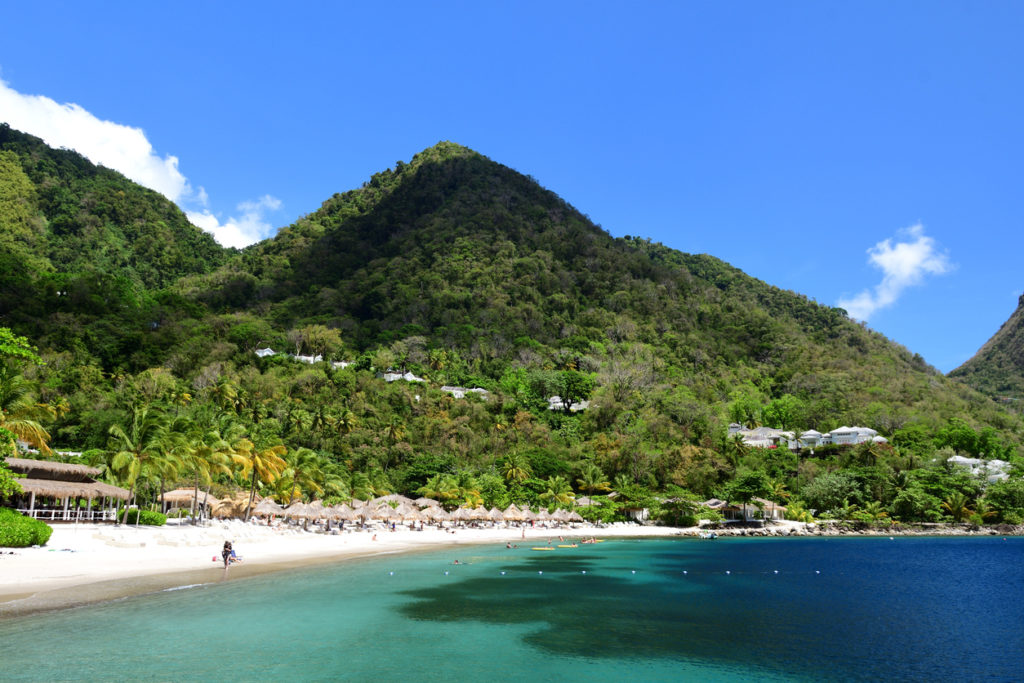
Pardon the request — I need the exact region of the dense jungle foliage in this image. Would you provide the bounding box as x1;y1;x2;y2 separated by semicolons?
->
2;126;1023;525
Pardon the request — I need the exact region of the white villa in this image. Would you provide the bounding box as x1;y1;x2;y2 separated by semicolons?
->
253;348;350;369
548;396;590;412
732;424;889;450
382;371;425;383
441;386;490;400
947;455;1010;483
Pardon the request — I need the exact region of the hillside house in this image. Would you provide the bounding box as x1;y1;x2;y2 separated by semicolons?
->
441;386;490;400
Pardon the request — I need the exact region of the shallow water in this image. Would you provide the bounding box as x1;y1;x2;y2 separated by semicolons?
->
1;537;1021;681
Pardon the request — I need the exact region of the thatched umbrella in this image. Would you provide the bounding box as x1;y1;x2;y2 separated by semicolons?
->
488;507;504;523
285;501;313;519
551;508;570;523
568;511;584;523
395;502;417;518
307;500;326;520
253;498;285;517
414;497;440;508
452;507;472;523
470;505;489;521
535;509;552;523
423;506;450;522
575;496;595;508
502;504;524;522
519;508;536;522
372;504;399;521
331;503;357;521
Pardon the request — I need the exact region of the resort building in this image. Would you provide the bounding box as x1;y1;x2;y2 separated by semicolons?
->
3;457;130;522
734;426;796;449
703;497;787;522
947;456;1010;483
440;386;490;400
381;371;426;383
547;396;590;412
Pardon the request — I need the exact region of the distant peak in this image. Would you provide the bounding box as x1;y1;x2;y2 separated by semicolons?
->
410;141;479;165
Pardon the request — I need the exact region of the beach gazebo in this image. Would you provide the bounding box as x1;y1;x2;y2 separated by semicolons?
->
3;457;130;522
160;488;220;516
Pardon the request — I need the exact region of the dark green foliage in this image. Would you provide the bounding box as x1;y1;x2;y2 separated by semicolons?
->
0;507;53;546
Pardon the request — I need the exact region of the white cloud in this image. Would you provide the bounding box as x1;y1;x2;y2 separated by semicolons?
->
0;77;192;202
0;77;278;247
838;224;952;321
186;195;282;249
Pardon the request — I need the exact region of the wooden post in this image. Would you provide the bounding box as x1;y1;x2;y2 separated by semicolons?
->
29;491;36;517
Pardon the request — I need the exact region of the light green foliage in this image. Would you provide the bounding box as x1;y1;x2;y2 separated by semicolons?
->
0;507;53;547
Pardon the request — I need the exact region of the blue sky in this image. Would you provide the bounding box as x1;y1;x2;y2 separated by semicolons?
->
1;1;1021;374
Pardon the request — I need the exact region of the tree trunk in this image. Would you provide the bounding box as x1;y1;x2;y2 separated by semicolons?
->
245;467;257;521
191;472;199;523
121;482;135;525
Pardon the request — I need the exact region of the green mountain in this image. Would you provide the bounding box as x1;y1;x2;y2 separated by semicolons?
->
170;140;1008;436
0;124;227;366
950;294;1024;401
1;130;1020;511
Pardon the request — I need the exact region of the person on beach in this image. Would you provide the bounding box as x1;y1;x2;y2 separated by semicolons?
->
222;541;233;568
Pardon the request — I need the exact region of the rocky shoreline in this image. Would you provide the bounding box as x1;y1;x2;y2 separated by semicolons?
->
671;521;1024;538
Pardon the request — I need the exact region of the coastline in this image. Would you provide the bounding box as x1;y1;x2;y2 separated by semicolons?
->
0;520;681;619
3;518;1018;620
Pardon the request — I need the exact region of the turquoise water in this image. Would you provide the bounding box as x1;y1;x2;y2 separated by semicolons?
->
1;537;1022;681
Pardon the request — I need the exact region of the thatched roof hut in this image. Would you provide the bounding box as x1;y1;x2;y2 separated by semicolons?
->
414;497;440;508
162;489;220;507
488;507;504;522
4;457;130;502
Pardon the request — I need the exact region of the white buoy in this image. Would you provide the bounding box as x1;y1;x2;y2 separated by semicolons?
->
815;570;820;574
500;571;505;575
581;570;586;574
538;570;543;575
444;571;449;575
631;570;636;574
726;570;730;574
683;570;687;574
389;571;394;576
773;570;778;574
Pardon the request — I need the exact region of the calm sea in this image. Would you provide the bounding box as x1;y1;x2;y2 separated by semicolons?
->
1;536;1021;681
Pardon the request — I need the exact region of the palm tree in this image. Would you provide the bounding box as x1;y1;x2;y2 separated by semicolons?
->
108;407;167;525
576;463;610;495
281;447;325;504
767;478;791;522
941;492;973;523
539;475;576;508
230;440;288;521
861;500;889;523
501;451;532;485
0;363;52;454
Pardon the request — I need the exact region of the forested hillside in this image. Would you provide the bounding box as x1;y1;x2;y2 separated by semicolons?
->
950;294;1024;401
2;130;1023;526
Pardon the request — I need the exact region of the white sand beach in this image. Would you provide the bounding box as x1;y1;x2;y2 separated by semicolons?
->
0;520;686;617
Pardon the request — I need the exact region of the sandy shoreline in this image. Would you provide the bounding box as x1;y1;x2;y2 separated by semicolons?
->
3;518;1016;619
0;520;682;619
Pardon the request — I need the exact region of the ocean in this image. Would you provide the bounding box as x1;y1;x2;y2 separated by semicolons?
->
1;536;1021;681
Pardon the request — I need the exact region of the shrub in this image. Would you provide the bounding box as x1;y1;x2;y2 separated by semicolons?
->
0;507;54;547
118;509;168;526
